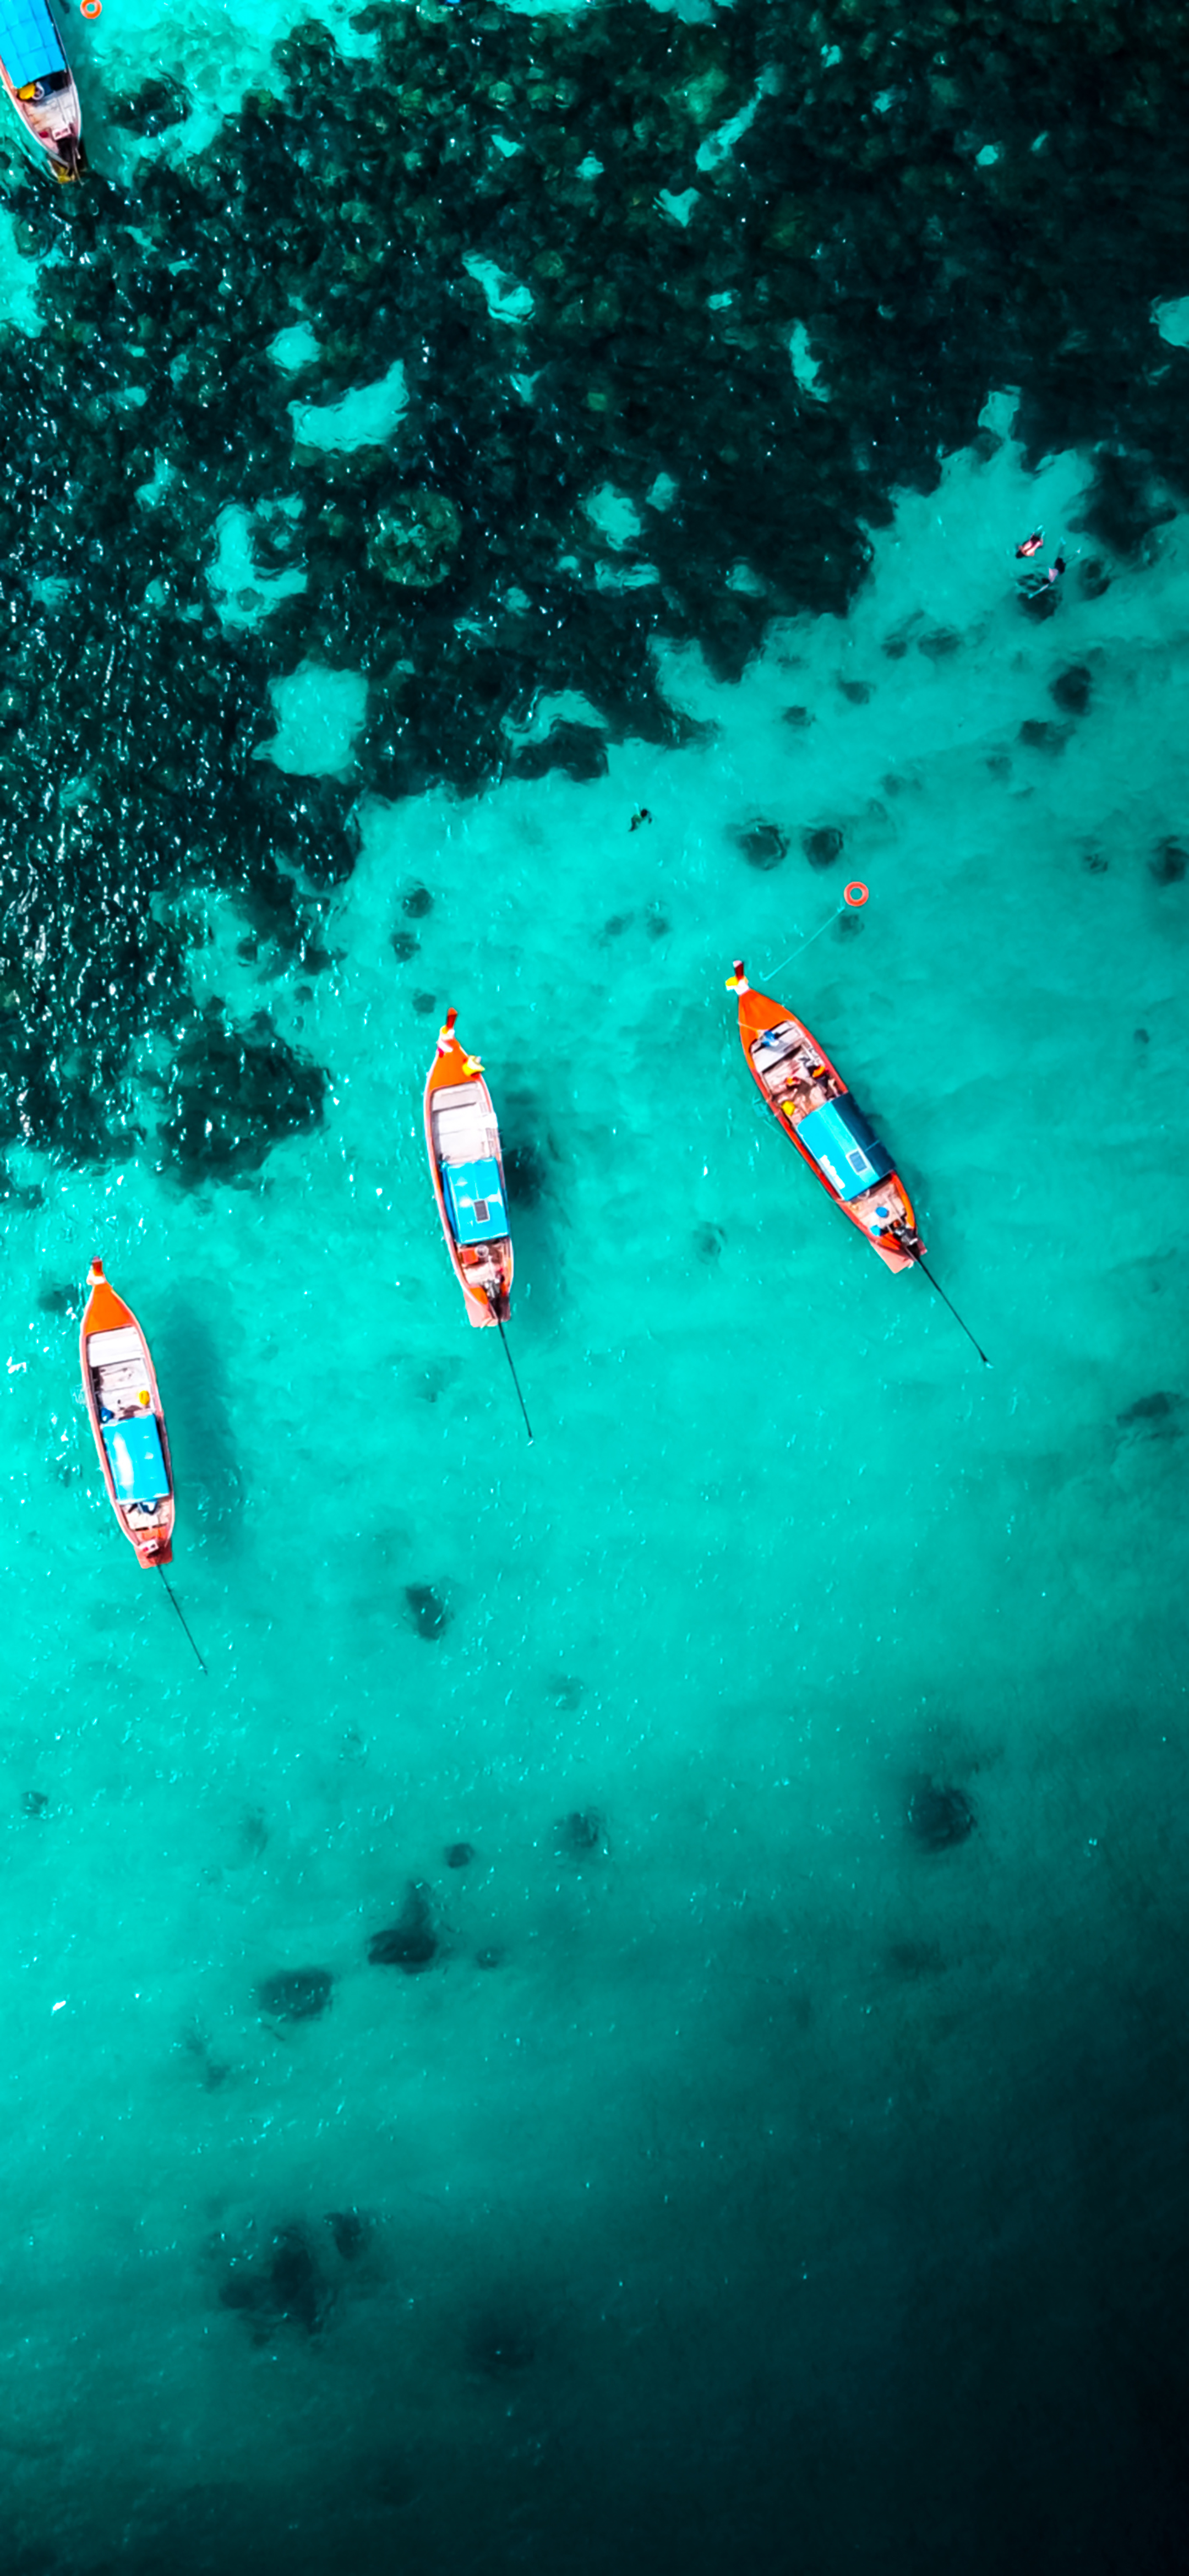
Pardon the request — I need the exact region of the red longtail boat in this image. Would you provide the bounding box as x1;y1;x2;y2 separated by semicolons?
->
79;1260;175;1566
423;1009;514;1329
727;959;924;1274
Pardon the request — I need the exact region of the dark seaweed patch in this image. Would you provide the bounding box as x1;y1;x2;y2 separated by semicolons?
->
1150;839;1187;886
220;2224;329;2339
1050;664;1092;716
735;821;788;871
110;79;189;137
257;1967;334;2024
907;1782;976;1852
404;1582;450;1640
1018;719;1066;754
803;826;844;869
368;1883;438;1972
557;1808;603;1855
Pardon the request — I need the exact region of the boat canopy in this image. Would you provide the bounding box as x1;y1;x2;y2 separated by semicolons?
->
797;1094;894;1202
0;0;66;85
443;1156;508;1245
102;1413;169;1505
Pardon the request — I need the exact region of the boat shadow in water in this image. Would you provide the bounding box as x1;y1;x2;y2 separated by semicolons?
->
154;1297;245;1552
500;1087;567;1336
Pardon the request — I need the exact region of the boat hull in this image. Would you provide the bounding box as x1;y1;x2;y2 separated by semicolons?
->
423;1013;514;1328
0;0;84;180
79;1262;176;1567
730;963;923;1273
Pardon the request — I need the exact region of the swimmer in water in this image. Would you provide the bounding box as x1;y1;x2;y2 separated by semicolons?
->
1015;530;1044;559
1018;551;1066;604
629;807;652;832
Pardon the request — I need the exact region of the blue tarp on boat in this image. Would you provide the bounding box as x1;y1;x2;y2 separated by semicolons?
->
102;1413;169;1505
0;0;66;85
797;1093;894;1202
443;1156;508;1244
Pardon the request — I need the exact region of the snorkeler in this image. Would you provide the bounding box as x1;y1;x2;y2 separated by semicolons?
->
1018;551;1066;604
629;807;653;832
1015;530;1044;559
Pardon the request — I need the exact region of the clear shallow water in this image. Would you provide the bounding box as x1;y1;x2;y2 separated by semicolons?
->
3;7;1189;2573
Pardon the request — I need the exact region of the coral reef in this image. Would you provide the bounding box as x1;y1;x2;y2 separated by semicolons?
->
1;0;1187;1169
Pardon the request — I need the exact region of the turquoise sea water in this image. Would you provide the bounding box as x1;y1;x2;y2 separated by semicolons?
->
4;6;1189;2571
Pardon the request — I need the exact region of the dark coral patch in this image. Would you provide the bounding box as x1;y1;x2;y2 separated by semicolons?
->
368;1884;439;1971
257;1968;334;2023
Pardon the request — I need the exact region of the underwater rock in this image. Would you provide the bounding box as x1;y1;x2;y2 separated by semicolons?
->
405;1582;450;1640
1150;839;1187;885
1135;1027;1149;1045
803;825;844;869
181;2024;231;2091
391;930;419;960
475;1946;504;1969
782;705;814;730
1050;663;1092;715
547;1676;584;1710
1018;719;1066;753
887;1939;945;1980
1074;449;1175;559
368;1882;438;1971
1079;559;1111;600
1082;849;1109;874
838;678;871;704
695;1221;724;1261
402;886;434;918
160;1004;326;1184
512;722;609;782
257;1967;335;2023
734;820;788;870
110;77;190;135
326;2209;369;2261
367;491;462;588
917;626;961;660
1117;1390;1182;1429
557;1808;602;1855
412;991;438;1016
907;1782;976;1852
466;2311;536;2377
445;1841;475;1868
21;1790;47;1819
220;2223;329;2338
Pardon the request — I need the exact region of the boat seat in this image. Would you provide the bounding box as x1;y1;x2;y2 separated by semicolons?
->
88;1326;144;1365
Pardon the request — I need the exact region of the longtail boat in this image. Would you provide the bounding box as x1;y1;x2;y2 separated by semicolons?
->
0;0;83;180
79;1260;175;1567
727;959;924;1274
424;1009;514;1328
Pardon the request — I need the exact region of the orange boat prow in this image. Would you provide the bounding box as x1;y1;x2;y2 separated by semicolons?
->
728;960;923;1274
79;1260;176;1567
423;1010;514;1329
